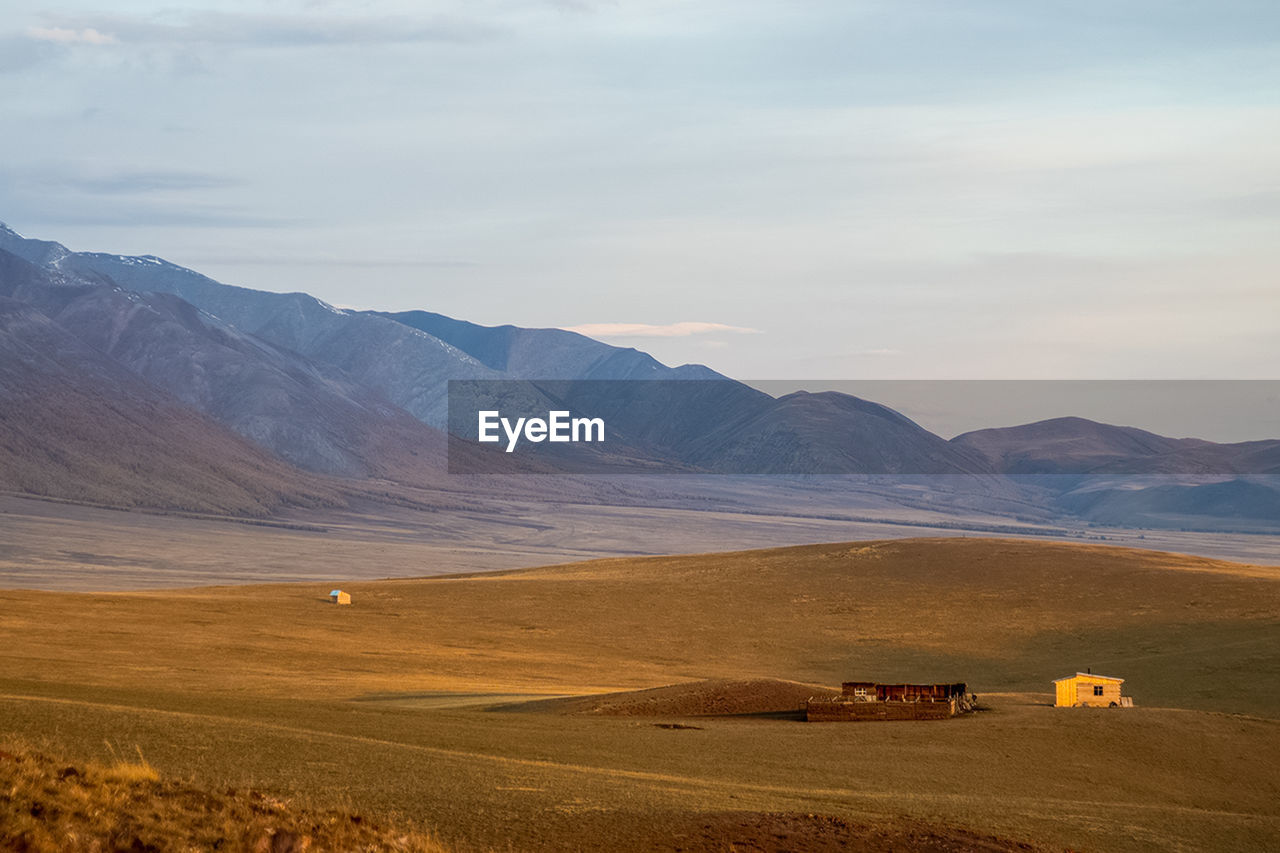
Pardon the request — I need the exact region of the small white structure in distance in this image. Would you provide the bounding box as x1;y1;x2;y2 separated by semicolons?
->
329;589;351;605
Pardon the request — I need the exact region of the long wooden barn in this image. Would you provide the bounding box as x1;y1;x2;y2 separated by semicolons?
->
806;681;975;722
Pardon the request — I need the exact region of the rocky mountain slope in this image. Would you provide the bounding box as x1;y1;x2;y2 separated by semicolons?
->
1;246;445;484
0;290;340;515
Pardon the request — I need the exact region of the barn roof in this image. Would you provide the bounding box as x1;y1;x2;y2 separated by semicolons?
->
1053;672;1124;683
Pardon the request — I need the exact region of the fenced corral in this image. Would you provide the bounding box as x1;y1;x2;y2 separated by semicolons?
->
805;681;976;722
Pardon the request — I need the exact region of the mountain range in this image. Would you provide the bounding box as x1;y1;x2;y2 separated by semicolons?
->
1;221;1276;528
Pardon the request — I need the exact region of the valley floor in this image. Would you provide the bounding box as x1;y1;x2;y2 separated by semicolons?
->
3;492;1279;592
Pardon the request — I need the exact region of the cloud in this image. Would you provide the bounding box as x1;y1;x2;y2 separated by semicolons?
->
563;321;761;338
27;12;500;48
26;26;116;45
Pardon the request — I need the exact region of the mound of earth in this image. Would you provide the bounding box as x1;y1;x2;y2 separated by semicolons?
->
505;678;839;717
0;745;445;853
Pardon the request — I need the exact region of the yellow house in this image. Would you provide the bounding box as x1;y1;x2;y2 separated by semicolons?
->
1053;672;1130;707
329;589;351;605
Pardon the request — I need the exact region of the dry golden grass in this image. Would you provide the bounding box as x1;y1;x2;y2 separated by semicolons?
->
0;537;1277;851
99;743;160;784
0;741;447;852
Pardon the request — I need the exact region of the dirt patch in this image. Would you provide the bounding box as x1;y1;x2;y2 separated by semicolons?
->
578;811;1047;852
499;678;839;717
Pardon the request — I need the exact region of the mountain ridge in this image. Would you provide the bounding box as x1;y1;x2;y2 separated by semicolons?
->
2;221;1277;529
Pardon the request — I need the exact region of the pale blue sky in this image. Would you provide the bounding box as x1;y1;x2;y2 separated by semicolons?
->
2;1;1278;379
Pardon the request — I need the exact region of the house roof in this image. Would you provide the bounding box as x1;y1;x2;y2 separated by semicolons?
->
1053;672;1124;683
329;589;343;596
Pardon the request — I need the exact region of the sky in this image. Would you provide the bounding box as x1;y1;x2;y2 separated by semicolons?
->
2;0;1279;380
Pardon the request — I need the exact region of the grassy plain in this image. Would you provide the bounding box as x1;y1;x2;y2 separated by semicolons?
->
1;537;1278;851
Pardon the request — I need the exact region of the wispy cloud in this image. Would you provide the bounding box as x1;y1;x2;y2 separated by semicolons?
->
564;322;761;338
25;12;500;48
26;26;116;45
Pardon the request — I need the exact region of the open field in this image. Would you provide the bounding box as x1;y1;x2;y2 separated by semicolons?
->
2;537;1278;851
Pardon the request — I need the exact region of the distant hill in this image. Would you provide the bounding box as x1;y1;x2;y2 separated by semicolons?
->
687;390;995;474
1;221;1277;528
951;416;1280;529
953;416;1280;475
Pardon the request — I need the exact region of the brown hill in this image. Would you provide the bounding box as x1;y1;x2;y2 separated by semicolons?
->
508;678;838;717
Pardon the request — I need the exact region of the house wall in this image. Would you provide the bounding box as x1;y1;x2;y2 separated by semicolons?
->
1078;680;1122;707
1055;676;1123;707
